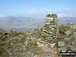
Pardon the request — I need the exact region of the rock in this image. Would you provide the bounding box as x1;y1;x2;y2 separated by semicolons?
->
25;52;34;57
64;30;71;36
49;43;56;48
72;40;76;46
70;45;76;51
74;37;76;39
30;37;37;41
24;41;29;46
72;42;74;44
49;32;53;34
64;38;70;41
58;47;67;52
68;22;75;25
72;25;76;30
42;52;51;57
34;55;38;57
73;32;76;36
51;28;55;31
58;41;65;47
73;32;76;39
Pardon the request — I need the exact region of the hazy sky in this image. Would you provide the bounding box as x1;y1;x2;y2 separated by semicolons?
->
0;0;76;17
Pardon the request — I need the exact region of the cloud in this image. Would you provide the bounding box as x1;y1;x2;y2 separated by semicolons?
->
0;14;4;17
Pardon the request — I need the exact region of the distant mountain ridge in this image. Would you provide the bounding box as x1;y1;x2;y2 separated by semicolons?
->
0;16;45;31
58;17;76;24
0;16;76;31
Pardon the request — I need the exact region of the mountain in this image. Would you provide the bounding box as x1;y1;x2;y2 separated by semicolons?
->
0;16;45;31
0;16;76;31
58;17;76;24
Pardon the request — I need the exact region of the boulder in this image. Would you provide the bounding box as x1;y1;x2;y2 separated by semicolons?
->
58;41;65;47
73;32;76;39
58;47;67;52
64;38;70;41
70;45;76;51
64;30;71;36
42;52;51;57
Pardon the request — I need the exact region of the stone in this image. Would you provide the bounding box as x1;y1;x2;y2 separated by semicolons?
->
24;41;29;46
73;32;76;39
64;38;70;41
74;37;76;39
25;52;34;57
72;25;76;30
64;30;71;36
73;32;76;36
34;55;38;57
72;40;76;46
58;41;65;47
49;43;56;48
30;37;37;41
70;45;76;51
58;47;67;52
42;52;51;57
68;22;75;25
51;28;55;31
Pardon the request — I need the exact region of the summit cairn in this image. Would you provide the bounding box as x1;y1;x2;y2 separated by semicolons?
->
45;14;57;25
44;14;58;40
